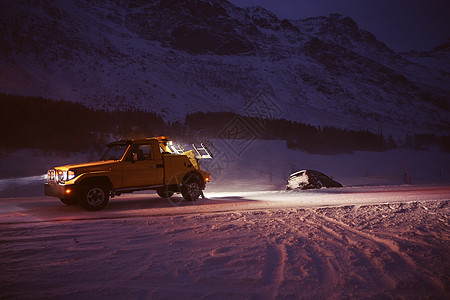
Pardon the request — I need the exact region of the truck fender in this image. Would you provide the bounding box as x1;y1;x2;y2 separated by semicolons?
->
73;171;112;185
76;174;113;190
182;171;205;189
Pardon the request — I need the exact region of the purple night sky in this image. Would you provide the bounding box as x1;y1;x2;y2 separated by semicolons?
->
229;0;450;52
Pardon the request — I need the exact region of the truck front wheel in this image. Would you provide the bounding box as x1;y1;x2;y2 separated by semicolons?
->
181;178;202;201
80;185;109;211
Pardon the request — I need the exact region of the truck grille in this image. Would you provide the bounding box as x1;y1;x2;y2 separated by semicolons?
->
47;170;56;182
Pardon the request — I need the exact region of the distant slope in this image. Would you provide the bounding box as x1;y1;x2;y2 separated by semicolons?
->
0;0;449;136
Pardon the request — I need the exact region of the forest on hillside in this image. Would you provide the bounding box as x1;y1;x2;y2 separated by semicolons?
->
1;94;449;155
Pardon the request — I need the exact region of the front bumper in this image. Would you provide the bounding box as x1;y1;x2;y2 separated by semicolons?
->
44;183;77;199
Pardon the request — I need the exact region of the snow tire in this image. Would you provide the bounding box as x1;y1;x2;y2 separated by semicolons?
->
80;185;109;211
181;177;202;201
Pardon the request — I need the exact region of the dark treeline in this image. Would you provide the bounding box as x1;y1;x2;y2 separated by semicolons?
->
1;94;449;154
0;94;166;152
185;112;395;154
403;133;450;153
185;112;449;154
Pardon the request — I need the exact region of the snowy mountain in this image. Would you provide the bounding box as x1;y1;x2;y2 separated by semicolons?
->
0;0;449;136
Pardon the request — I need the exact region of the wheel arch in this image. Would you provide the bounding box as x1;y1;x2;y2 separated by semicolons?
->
78;176;112;190
182;171;205;189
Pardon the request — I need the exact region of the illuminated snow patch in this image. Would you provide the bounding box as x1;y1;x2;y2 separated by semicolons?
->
0;174;47;192
206;190;279;199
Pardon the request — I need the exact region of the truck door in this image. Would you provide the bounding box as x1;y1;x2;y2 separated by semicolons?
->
122;144;159;187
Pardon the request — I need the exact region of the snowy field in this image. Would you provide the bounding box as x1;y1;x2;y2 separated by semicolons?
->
0;140;449;299
0;191;449;299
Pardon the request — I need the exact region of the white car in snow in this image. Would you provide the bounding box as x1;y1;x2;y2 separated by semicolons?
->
286;170;343;190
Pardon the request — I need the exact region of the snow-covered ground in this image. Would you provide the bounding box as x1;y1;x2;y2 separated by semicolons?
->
0;140;449;299
0;192;449;299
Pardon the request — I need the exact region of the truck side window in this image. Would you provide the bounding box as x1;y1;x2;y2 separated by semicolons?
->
127;145;151;161
138;145;152;160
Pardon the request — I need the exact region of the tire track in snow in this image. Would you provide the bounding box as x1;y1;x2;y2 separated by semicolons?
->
316;214;415;266
261;241;286;298
315;213;447;292
298;214;350;290
304;215;398;290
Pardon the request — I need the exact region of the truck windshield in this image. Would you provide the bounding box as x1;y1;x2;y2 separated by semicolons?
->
100;144;129;161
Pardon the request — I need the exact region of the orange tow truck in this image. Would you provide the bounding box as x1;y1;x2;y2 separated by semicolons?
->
44;136;212;210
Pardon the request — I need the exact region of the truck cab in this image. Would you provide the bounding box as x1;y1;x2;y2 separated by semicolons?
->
45;136;212;210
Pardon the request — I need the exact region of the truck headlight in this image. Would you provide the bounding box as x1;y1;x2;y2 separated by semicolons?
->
56;170;76;182
57;170;64;182
67;170;76;180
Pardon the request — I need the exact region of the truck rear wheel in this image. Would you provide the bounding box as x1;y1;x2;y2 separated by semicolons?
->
181;178;202;201
80;185;109;211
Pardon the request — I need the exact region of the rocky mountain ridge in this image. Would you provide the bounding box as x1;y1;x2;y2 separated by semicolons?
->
0;0;449;136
